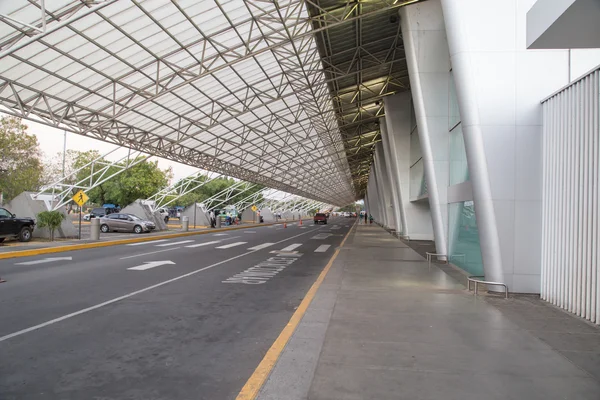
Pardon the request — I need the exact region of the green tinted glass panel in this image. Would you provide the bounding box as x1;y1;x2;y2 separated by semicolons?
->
448;201;483;276
449;123;469;185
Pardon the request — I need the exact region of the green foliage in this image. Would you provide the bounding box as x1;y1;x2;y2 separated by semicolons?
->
174;177;264;208
0;116;45;202
50;151;172;207
36;210;66;241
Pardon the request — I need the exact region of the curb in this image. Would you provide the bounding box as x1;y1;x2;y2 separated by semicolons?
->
0;219;313;260
0;223;269;260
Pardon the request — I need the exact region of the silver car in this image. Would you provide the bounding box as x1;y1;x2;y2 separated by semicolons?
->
99;213;155;234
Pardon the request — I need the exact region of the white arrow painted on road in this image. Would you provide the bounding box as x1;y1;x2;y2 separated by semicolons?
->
127;260;175;271
15;257;73;265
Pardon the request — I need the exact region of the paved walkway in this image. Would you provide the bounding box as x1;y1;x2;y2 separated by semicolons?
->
258;224;600;400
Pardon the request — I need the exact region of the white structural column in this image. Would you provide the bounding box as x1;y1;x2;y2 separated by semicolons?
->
374;143;398;231
400;2;449;258
372;152;391;228
367;169;382;222
383;93;435;240
440;0;573;292
379;117;406;235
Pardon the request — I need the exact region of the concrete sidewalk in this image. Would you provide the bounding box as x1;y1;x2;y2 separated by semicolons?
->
258;224;600;400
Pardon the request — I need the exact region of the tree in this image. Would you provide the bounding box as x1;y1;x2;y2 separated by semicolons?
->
0;116;45;203
102;158;172;206
36;210;66;241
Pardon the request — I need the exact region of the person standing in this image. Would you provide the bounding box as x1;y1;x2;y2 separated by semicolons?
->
364;212;368;224
209;210;216;228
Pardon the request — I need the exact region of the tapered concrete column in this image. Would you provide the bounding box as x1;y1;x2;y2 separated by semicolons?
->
379;118;405;235
400;2;449;258
383;93;434;240
371;157;389;226
374;143;397;231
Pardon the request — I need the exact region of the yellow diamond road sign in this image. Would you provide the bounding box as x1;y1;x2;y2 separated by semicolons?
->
251;205;258;212
72;190;89;207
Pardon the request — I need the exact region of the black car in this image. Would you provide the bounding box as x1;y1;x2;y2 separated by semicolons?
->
0;207;35;242
89;207;118;219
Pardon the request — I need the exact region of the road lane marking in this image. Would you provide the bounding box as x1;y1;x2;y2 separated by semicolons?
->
185;240;221;248
128;260;175;271
0;226;326;343
156;240;194;247
311;233;332;240
235;221;356;400
223;253;302;284
213;233;229;236
247;243;275;251
120;247;181;260
15;257;72;265
280;243;302;252
126;239;169;246
314;245;331;253
244;231;256;233
215;242;247;249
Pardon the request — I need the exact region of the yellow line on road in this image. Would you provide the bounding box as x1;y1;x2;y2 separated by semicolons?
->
235;222;355;400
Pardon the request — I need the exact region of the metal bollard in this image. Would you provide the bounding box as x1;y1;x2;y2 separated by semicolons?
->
181;216;189;231
216;216;221;228
90;217;100;241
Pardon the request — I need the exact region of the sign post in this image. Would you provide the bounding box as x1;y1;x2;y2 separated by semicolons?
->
72;190;89;240
251;205;257;223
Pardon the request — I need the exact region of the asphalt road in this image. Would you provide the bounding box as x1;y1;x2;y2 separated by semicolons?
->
0;217;355;400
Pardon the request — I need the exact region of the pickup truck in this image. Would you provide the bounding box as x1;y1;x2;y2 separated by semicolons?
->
0;207;35;242
313;213;328;225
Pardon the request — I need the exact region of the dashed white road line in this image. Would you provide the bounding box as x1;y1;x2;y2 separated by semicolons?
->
126;239;169;246
280;243;302;252
314;244;331;253
156;240;195;247
120;247;181;260
0;226;325;343
185;240;221;248
247;243;275;251
215;242;247;249
213;233;229;236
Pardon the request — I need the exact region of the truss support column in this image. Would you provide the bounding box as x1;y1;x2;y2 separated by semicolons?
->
379;118;406;236
383;93;435;240
400;3;448;258
370;161;386;226
373;145;394;230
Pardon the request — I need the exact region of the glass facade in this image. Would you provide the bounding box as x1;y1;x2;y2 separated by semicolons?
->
447;201;484;276
448;72;461;130
449;124;469;185
409;124;427;199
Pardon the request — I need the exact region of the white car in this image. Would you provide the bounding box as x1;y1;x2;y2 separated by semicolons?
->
157;208;169;223
83;213;91;221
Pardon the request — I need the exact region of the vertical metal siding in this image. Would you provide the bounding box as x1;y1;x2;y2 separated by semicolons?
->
541;69;600;325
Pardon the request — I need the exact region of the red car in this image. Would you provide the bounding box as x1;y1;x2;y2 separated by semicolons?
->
313;213;328;225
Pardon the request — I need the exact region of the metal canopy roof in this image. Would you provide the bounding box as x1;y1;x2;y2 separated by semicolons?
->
0;0;414;206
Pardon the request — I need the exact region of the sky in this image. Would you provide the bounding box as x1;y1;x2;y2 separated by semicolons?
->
13;114;199;182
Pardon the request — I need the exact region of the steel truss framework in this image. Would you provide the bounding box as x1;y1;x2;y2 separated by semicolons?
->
144;169;222;211
36;146;148;210
0;0;416;205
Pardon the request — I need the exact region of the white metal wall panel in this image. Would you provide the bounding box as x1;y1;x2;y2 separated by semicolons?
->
541;68;600;324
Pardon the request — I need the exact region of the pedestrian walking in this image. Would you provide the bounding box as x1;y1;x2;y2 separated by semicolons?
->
364;212;368;224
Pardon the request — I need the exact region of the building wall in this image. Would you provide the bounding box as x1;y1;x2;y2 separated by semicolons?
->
541;68;600;325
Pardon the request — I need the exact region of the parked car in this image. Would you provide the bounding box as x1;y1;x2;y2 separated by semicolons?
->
99;213;156;234
88;207;118;219
157;208;169;223
314;213;328;225
0;207;35;242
